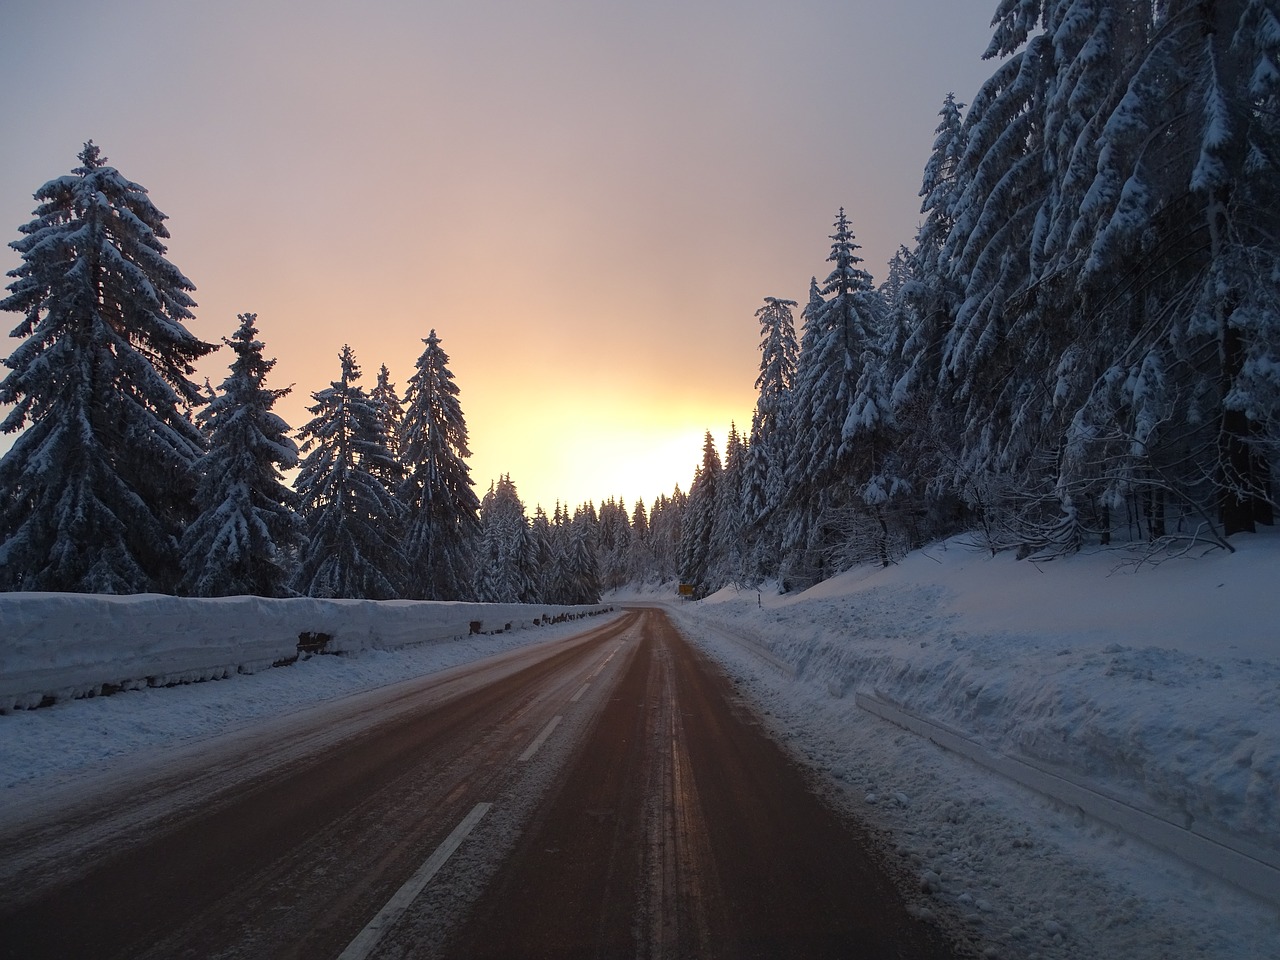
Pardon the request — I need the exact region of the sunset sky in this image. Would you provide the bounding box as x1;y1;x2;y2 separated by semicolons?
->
0;0;997;512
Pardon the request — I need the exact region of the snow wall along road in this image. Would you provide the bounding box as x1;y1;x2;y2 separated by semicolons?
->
0;593;613;712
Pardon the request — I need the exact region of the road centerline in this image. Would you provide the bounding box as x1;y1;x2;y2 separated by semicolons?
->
588;645;623;680
518;716;563;762
337;801;493;960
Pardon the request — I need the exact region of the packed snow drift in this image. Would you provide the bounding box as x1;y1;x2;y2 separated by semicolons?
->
0;593;611;712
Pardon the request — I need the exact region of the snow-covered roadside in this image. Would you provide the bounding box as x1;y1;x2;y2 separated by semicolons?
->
0;613;621;794
626;533;1280;960
0;593;610;711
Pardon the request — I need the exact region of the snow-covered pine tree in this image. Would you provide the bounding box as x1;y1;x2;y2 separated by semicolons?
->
630;498;650;539
398;330;480;600
1035;0;1131;277
877;246;919;403
842;286;892;448
565;503;602;604
897;94;968;412
913;2;1150;550
371;363;405;461
1034;1;1201;547
778;278;827;586
476;474;534;603
1213;0;1280;531
781;212;881;584
678;432;721;596
0;142;216;593
648;487;685;584
545;501;574;604
917;93;967;262
838;248;918;565
892;3;1131;552
743;296;797;581
896;95;974;544
180;314;300;597
938;20;1053;466
529;505;556;603
596;497;632;592
364;363;405;506
709;423;747;588
752;298;800;427
625;498;655;584
293;345;406;599
817;208;881;454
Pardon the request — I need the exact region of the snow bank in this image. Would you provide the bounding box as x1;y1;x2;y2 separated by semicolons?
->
0;593;611;712
617;533;1280;958
628;531;1280;883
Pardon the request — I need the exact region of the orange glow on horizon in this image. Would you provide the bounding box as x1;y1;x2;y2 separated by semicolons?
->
0;1;998;518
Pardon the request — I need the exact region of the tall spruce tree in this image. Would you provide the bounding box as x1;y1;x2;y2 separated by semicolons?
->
565;503;601;604
529;505;556;603
596;497;632;592
778;278;827;585
399;330;480;600
371;363;404;461
679;432;722;595
648;486;685;583
476;475;534;603
180;314;300;596
293;345;406;599
364;363;405;504
782;212;880;584
895;95;972;537
626;498;655;584
898;95;968;412
709;424;747;588
0;142;215;593
744;296;798;581
545;502;573;604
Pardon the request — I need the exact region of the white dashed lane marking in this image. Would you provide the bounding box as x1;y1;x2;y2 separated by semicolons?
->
518;716;562;762
338;801;493;960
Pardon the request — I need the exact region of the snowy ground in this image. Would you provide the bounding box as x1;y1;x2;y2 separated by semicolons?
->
0;592;607;711
619;531;1280;959
1;534;1278;958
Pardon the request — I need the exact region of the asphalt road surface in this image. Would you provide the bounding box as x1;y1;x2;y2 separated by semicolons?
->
0;608;959;959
